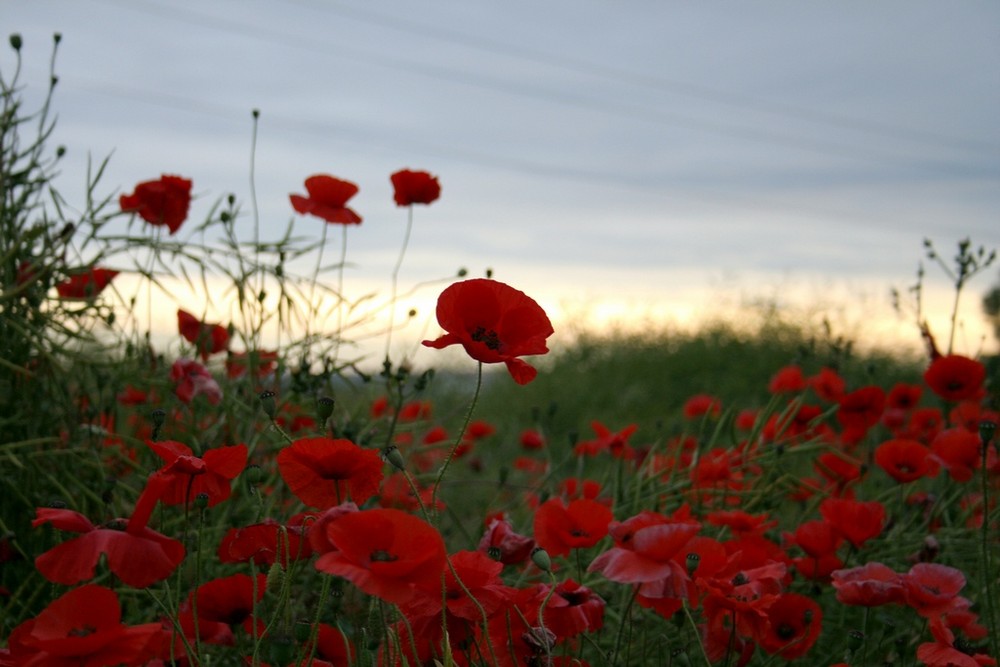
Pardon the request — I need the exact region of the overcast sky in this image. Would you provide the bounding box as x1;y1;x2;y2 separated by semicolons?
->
6;0;1000;361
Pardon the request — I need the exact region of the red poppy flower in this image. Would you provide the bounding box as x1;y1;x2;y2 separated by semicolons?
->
819;497;886;548
32;508;185;588
195;573;266;632
888;382;923;410
768;365;806;393
758;592;823;659
875;438;937;483
7;584;165;667
478;516;535;565
924;354;986;402
808;367;846;402
588;512;700;592
520;429;546;450
903;563;967;618
225;349;278;379
290;174;362;224
55;267;119;299
917;617;996;667
683;394;722;419
831;562;906;606
422;278;553;385
836;385;886;433
573;421;639;459
177;309;229;360
169;358;222;404
931;427;982;482
219;520;313;566
403;550;516;628
120;174;192;234
390;168;441;206
789;519;843;559
277;437;384;508
538;579;606;640
315;509;446;604
534;498;614;557
139;440;246;509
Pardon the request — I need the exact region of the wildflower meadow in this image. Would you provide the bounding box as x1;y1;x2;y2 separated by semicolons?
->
2;34;999;667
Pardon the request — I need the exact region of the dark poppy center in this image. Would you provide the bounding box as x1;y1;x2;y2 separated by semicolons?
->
569;529;588;538
471;326;501;351
370;550;398;563
69;624;97;638
732;572;749;586
776;623;796;639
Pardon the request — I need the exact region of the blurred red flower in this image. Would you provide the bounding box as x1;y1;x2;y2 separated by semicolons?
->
177;573;267;646
874;438;937;483
290;174;362;224
177;309;229;360
277;437;384;508
170;358;222;404
225;349;278;379
836;385;886;433
6;584;165;667
120;174;192;234
534;498;613;557
32;508;185;588
831;562;906;606
820;497;886;548
758;592;823;660
423;278;553;384
924;354;986;402
683;393;722;419
931;427;982;482
55;267;119;299
220;519;313;566
314;508;446;604
768;365;806;393
390;168;441;206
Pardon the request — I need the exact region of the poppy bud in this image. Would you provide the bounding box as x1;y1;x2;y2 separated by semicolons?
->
685;552;700;575
457;267;468;277
268;636;295;665
245;463;264;485
267;560;285;593
150;409;166;441
848;630;865;652
414;369;435;392
259;390;277;420
381;445;405;472
530;546;551;572
53;32;61;44
980;420;997;446
9;34;22;51
316;395;335;424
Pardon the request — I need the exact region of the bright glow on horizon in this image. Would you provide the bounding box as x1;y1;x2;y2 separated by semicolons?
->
102;268;996;377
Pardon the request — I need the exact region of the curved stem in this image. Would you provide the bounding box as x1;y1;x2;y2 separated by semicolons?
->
430;362;483;517
385;205;414;361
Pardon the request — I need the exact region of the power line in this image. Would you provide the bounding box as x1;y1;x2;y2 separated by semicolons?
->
62;75;985;232
307;0;1000;156
88;0;1000;171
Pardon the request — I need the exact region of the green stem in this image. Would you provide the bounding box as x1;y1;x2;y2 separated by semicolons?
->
430;362;483;518
385;205;414;360
981;430;998;658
